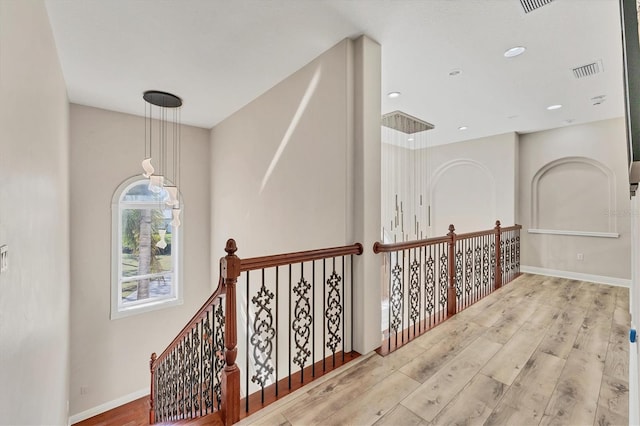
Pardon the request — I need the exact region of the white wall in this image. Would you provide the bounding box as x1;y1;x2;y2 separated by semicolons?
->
0;0;71;423
211;37;381;355
69;105;211;418
519;118;631;280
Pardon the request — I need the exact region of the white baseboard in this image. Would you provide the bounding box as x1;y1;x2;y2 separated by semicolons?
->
520;265;631;288
68;387;148;425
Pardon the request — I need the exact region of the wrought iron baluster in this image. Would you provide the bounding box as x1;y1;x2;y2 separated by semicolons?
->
490;241;496;290
275;266;279;396
180;333;186;419
455;246;463;303
245;271;249;413
191;326;201;415
390;257;403;334
464;242;473;306
250;270;275;392
202;312;213;414
409;250;420;328
439;247;448;311
424;251;435;320
213;298;225;410
312;260;316;378
325;257;343;365
292;264;312;381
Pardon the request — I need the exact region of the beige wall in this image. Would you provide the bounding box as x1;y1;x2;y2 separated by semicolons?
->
211;40;352;258
0;0;71;423
69;105;211;417
211;37;381;355
519;118;631;280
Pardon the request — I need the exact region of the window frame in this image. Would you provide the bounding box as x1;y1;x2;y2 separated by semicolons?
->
111;175;183;320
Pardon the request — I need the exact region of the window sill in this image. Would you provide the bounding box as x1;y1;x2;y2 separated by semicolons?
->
110;296;184;320
527;228;619;238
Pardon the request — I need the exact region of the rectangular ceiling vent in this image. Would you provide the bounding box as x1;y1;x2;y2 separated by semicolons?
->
520;0;554;13
572;60;603;79
382;111;434;134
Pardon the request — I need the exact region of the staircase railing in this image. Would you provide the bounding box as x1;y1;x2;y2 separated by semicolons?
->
150;239;363;425
373;220;521;354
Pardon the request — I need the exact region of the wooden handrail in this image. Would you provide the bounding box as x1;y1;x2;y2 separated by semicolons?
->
151;275;225;367
501;224;522;232
240;243;363;271
373;236;450;253
455;228;496;240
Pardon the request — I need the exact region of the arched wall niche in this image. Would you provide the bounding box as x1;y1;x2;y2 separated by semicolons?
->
530;156;618;238
429;158;497;234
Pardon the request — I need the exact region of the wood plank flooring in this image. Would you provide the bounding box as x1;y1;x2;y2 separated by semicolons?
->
237;274;630;426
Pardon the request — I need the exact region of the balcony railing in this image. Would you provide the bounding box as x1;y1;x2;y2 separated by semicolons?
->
149;239;363;425
373;220;521;355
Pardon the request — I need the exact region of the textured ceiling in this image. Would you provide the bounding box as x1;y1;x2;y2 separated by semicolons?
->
45;0;625;146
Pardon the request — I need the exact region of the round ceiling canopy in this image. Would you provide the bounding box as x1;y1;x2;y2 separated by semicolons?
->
143;90;182;108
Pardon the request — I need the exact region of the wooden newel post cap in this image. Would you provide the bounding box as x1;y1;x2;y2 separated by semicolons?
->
447;224;455;235
150;352;157;370
225;239;237;256
495;220;501;229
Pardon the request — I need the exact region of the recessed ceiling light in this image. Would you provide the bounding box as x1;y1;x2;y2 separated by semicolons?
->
458;126;468;131
504;46;526;58
546;104;563;110
449;69;462;77
387;91;401;99
408;137;415;142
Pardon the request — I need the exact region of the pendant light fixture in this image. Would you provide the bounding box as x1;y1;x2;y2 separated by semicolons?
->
141;90;183;228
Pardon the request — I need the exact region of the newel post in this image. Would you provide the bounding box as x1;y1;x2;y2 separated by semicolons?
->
494;220;502;290
221;239;241;425
447;224;457;317
149;352;157;424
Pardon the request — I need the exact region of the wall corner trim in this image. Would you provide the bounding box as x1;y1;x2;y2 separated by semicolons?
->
527;228;620;238
67;388;148;425
520;265;631;287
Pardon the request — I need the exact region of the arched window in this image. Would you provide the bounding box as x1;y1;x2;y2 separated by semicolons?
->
111;176;182;319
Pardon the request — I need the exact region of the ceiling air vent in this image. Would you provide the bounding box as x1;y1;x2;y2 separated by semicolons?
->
520;0;554;13
572;60;603;79
382;111;434;134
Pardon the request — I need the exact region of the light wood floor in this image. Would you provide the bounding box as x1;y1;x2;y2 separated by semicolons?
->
237;274;630;426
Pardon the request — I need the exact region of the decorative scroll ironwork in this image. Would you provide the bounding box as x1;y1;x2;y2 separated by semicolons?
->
464;247;473;295
439;252;448;307
292;277;312;369
454;249;463;297
169;352;176;418
409;258;420;324
510;237;517;270
515;235;521;268
179;339;187;417
490;242;496;285
500;240;505;276
482;243;490;288
250;283;276;387
202;313;213;412
213;301;225;409
325;270;343;352
390;262;403;331
505;239;511;272
191;326;201;413
474;246;482;290
425;255;435;314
